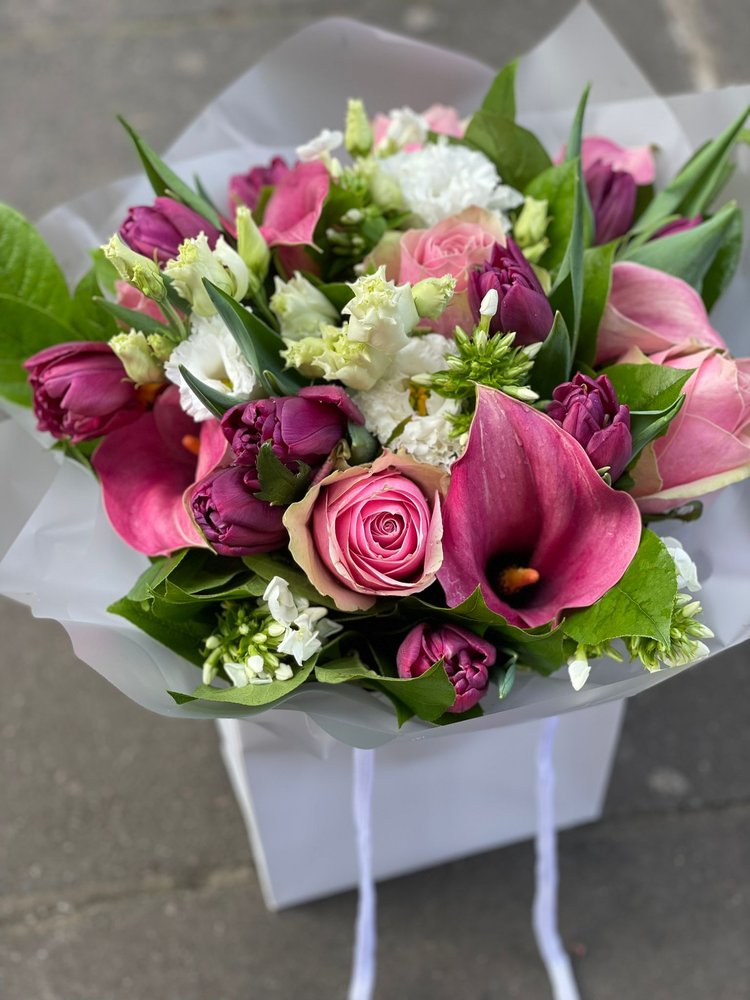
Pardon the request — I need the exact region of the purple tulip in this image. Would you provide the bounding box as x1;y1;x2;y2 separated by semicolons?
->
229;156;290;211
584;161;637;245
547;373;632;481
397;623;495;714
651;214;703;240
25;342;145;443
119;196;220;264
468;239;554;345
191;465;287;556
221;386;364;489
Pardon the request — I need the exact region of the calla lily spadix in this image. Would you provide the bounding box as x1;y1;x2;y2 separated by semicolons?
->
438;386;642;628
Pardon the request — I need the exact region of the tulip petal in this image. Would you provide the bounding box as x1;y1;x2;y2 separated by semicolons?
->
438;386;642;628
581;136;656;185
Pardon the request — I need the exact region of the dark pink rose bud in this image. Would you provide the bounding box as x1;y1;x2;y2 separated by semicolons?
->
221;386;364;489
468;239;554;345
548;373;632;480
584;161;637;245
651;214;703;240
397;623;496;714
191;465;287;556
119;196;220;264
25;342;145;443
229;156;290;211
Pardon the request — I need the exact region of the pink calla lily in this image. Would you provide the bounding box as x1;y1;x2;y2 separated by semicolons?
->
438;387;642;628
556;136;656;185
260;161;329;249
93;387;228;557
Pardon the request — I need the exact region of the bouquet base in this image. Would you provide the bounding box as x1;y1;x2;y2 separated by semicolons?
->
217;700;624;910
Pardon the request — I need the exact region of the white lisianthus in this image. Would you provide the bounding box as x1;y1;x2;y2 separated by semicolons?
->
296;128;344;163
109;330;165;386
164;234;249;317
343;266;419;353
377;137;523;227
661;536;702;592
377;106;428;150
263;576;340;667
164;313;260;421
282;326;391;392
270;272;339;340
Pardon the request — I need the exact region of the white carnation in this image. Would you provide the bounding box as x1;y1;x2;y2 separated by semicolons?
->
164;313;260;421
377;137;522;227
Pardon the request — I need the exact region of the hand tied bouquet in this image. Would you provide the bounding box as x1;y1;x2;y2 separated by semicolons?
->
2;34;749;734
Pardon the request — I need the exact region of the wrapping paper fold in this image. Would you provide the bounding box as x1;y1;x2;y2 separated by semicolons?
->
1;3;749;749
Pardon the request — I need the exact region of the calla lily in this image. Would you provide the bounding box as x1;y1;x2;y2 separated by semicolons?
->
260;161;330;248
92;387;228;557
438;386;642;628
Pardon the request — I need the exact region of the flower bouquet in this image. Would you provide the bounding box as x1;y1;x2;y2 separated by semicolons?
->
1;9;749;753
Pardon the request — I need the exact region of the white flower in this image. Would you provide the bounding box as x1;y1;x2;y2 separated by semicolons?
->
264;576;302;627
164;313;260;421
270;272;339;340
379;106;428;149
282;327;391;392
567;649;591;691
164;234;249;316
377;137;522;227
296;128;343;163
343;266;419;354
479;289;499;318
661;536;702;592
262;576;341;667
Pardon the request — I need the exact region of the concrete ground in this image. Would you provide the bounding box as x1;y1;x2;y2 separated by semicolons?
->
2;1;750;997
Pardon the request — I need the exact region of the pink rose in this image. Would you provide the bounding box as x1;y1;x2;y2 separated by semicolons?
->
630;348;750;514
283;451;448;612
372;103;465;151
397;623;495;714
369;207;506;335
595;262;727;365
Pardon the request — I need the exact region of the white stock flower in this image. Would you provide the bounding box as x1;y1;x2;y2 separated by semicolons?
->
164;313;260;421
296;128;344;163
270;272;339;340
661;536;702;593
377;137;522;227
164;234;249;316
343;266;419;353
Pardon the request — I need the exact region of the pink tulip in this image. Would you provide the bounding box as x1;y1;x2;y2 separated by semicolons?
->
119;196;220;264
595;262;727;365
555;136;656;186
260;161;330;248
283;451;448;612
190;465;287;556
92;387;228;557
397;623;495;714
548;373;632;481
630;348;750;513
438;386;642;628
229;156;290;211
369;207;506;335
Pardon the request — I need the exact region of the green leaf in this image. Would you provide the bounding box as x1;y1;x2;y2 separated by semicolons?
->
464;111;552;191
254;441;311;506
476;60;517;120
530;311;572;398
315;654;456;723
203;280;305;396
576;242;616;367
303;273;354;312
348;421;379;463
107;597;212;665
604;361;693;461
0;203;71;318
564;530;677;646
178;364;241;418
525;159;581;272
549;159;586;350
563;86;594;242
91;247;118;295
0;295;76;406
243;552;339;610
189;657;317;707
633;105;750;232
498;661;517;700
70;268;118;341
701;206;743;311
620;201;741;291
95;298;170;335
118;117;223;230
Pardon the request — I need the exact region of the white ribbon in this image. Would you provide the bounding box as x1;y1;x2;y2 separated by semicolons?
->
533;716;581;1000
348;747;377;1000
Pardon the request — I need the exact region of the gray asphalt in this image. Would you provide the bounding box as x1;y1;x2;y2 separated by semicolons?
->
2;2;750;998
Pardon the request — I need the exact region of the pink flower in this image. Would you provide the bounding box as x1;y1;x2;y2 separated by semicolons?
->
595;262;727;365
630;348;750;514
369;207;506;335
119;196;220;264
372;103;465;150
548;373;632;481
397;623;495;714
25;342;145;443
190;465;287;556
260;161;330;248
115;281;167;325
438;386;642;628
556;136;655;186
229;156;290;211
283;451;448;612
92;387;228;557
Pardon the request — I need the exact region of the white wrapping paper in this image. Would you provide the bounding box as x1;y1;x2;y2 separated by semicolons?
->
1;4;749;749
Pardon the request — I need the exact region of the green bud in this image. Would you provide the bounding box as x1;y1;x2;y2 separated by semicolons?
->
412;275;457;320
146;333;177;362
345;98;374;158
514;197;550;248
103;235;165;301
109;330;165;386
236;205;270;285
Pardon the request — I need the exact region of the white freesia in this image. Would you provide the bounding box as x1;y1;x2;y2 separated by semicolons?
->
164;313;260;421
270;272;339;340
661;536;702;592
296;128;343;162
164;233;249;316
343;266;419;353
377;137;523;227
